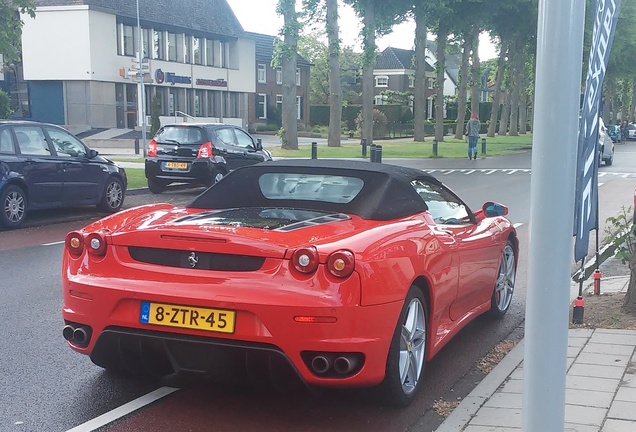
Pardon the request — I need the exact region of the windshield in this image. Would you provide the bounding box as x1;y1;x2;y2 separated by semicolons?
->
155;126;205;144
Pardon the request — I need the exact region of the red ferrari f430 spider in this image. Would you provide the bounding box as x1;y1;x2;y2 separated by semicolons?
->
62;159;517;406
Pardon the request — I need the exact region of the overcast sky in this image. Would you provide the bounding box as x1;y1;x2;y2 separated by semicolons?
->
225;0;498;60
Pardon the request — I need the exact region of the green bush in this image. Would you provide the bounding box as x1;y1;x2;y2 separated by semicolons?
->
256;123;279;132
0;90;12;119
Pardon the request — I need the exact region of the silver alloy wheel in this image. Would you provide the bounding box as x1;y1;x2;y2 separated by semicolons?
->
214;172;224;183
399;297;426;395
494;244;516;312
106;181;123;209
4;190;25;223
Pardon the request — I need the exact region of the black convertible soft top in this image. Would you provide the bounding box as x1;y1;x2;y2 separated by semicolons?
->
188;159;442;220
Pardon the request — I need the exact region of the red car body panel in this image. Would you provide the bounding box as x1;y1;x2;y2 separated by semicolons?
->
62;161;518;391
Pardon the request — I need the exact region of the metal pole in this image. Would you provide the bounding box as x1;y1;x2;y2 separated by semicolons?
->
361;138;367;158
375;145;382;163
311;141;317;159
370;144;377;163
523;0;585;430
481;137;486;155
136;0;147;157
432;139;438;157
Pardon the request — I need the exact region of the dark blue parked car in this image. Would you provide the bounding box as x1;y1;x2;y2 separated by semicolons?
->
0;120;127;229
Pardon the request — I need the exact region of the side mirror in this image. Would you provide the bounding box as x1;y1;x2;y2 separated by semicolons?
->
483;201;508;217
88;149;99;159
255;138;263;151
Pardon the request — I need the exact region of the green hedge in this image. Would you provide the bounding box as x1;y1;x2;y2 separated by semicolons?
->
311;104;413;129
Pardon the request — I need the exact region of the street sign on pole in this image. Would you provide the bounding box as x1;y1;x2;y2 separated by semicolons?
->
136;0;147;158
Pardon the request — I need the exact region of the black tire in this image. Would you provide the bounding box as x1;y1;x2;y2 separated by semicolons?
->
489;240;516;319
379;285;428;407
0;185;28;229
98;177;125;213
605;149;614;166
147;177;168;194
205;169;226;187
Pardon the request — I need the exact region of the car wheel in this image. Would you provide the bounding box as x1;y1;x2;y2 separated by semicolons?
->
606;148;614;166
0;185;27;229
98;177;124;213
380;285;428;406
489;240;516;319
147;178;168;194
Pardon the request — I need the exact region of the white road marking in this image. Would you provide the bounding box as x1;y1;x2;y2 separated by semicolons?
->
443;170;455;175
507;169;518;175
465;170;476;175
598;172;607;177
485;170;497;175
622;174;630;178
42;241;65;246
64;387;179;432
513;223;524;228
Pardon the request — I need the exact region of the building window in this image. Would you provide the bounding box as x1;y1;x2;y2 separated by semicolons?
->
276;94;282;110
276;68;282;85
296;96;303;120
375;76;388;87
123;25;134;56
226;92;239;118
296;68;301;86
374;95;386;105
141;28;150;58
213;40;222;67
258;64;267;83
427;77;434;90
154;30;165;60
185;35;192;64
206;39;215;66
167;32;177;61
409;75;415;88
257;94;267;119
193;37;202;65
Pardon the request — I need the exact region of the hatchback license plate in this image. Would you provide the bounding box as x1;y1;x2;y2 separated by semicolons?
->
165;162;188;169
140;301;235;333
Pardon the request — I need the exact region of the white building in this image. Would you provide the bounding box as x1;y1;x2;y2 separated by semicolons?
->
21;0;255;129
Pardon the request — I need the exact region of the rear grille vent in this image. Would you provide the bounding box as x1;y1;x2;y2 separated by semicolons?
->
128;247;265;271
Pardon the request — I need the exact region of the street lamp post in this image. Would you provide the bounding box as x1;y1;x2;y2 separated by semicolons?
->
136;0;147;157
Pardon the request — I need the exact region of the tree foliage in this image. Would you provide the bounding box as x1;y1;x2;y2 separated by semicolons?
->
0;0;35;64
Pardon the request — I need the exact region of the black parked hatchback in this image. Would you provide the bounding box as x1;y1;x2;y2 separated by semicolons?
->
0;120;127;229
145;123;272;193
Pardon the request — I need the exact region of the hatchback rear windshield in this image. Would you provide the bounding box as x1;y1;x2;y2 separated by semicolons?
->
155;127;205;144
258;173;364;204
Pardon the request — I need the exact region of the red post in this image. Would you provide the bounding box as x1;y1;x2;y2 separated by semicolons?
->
593;269;602;295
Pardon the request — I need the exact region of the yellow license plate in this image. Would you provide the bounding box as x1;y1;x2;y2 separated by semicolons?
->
165;162;188;169
140;301;235;333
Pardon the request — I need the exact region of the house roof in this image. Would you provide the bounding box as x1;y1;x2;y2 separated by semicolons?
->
245;32;311;67
375;47;433;72
33;0;244;39
426;40;461;85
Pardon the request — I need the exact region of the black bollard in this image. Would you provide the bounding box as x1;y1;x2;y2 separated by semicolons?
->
311;141;318;159
134;138;140;155
432;139;438;157
370;144;377;162
481;138;486;155
375;145;382;163
361;138;367;158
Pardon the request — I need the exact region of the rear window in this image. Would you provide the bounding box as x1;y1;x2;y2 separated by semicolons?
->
258;173;364;204
155;127;205;144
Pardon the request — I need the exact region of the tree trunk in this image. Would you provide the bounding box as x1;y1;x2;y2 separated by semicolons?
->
454;34;470;139
519;90;527;134
508;49;522;136
469;26;480;117
280;0;299;149
487;42;508;137
361;0;375;146
413;9;427;142
621;79;629;122
630;78;636;122
435;26;447;142
627;254;636;306
498;92;510;136
326;0;342;147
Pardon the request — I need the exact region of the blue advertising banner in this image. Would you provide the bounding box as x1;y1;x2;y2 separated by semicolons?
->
574;0;621;262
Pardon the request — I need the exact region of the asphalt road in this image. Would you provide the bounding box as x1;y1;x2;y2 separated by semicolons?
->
1;145;636;432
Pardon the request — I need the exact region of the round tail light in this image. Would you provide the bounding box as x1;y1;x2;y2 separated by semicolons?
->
326;250;355;278
65;232;84;257
85;233;107;257
292;246;319;274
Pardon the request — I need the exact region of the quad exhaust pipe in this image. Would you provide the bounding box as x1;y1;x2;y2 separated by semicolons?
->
333;355;358;375
63;323;92;347
310;355;331;374
309;353;361;376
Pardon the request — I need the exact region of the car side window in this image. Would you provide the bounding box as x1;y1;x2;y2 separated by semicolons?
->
215;128;236;145
234;128;254;149
411;179;471;225
0;128;15;154
45;127;87;158
14;126;50;156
